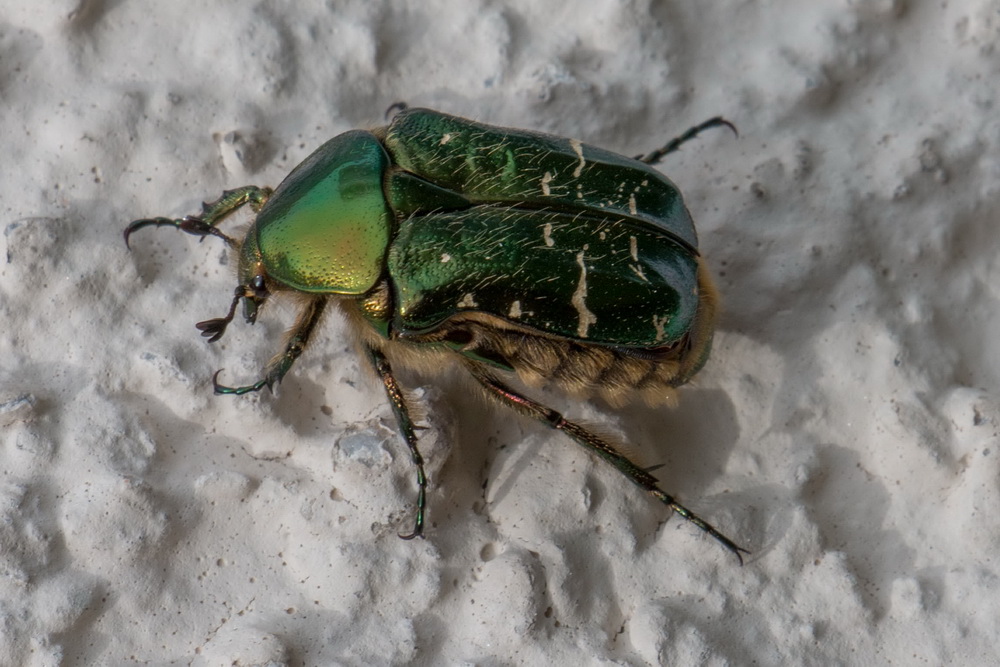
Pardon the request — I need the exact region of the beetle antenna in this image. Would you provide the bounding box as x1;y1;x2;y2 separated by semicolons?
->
195;286;246;343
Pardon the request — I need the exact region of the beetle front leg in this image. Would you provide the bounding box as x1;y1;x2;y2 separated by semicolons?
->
213;297;328;395
124;185;273;248
636;117;738;166
467;367;749;564
365;346;428;541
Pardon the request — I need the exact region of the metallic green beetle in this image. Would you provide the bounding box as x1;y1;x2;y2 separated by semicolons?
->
125;107;746;562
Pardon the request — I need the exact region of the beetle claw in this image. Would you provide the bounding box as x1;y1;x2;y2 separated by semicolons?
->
123;217;174;249
211;369;228;393
384;101;409;120
397;528;423;540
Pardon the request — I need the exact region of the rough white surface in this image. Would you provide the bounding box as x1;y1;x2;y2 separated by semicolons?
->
1;0;998;664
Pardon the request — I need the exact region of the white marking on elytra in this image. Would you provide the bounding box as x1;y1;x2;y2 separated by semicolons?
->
541;171;553;196
570;138;586;178
628;193;637;216
508;300;522;318
440;133;453;145
458;293;478;308
629;235;638;261
629;264;648;282
440;253;452;263
652;314;669;343
543;222;555;247
571;245;598;338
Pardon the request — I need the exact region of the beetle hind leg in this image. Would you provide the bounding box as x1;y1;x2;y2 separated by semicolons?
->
636;117;738;166
466;366;748;564
366;346;428;540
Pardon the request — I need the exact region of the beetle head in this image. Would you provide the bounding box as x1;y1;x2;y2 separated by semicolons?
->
194;227;271;343
236;229;270;324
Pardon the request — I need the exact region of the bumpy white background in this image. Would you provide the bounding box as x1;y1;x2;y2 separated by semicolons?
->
1;1;998;664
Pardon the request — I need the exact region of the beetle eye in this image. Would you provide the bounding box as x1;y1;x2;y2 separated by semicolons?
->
249;274;269;302
242;274;269;325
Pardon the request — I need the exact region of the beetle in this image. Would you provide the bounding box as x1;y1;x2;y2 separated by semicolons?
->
125;107;747;563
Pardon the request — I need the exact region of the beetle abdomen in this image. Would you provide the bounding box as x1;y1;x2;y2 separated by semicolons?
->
385;311;701;407
382;253;716;407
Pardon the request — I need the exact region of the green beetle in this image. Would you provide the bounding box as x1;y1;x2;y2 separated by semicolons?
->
125;107;746;562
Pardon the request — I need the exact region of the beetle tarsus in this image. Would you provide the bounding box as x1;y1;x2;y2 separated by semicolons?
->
655;491;751;565
124;216;229;248
123;216;238;249
211;369;269;395
367;346;430;543
638;116;738;165
124;185;273;250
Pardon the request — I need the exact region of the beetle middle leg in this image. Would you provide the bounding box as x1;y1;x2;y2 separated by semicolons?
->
636;117;738;166
365;346;428;540
466;366;749;563
213;297;328;395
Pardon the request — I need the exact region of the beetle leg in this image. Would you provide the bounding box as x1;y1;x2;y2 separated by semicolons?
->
199;185;273;223
384;101;409;120
467;367;749;564
124;185;272;248
636;117;738;166
213;297;328;395
364;346;428;540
